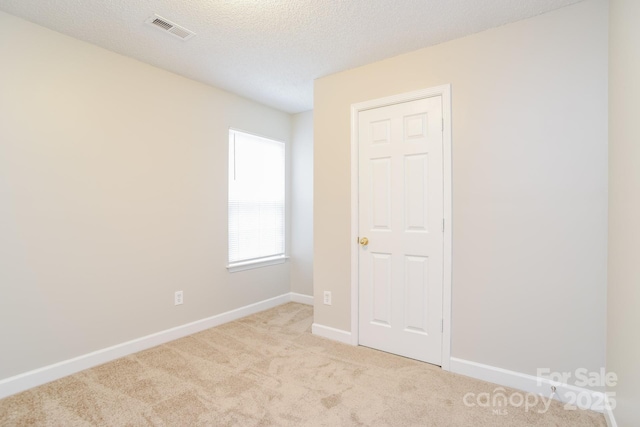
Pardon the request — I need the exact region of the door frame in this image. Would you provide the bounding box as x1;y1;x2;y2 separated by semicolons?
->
349;85;452;370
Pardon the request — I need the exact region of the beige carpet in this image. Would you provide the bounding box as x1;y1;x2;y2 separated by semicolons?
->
0;303;605;426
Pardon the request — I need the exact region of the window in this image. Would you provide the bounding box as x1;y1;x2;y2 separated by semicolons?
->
228;129;286;271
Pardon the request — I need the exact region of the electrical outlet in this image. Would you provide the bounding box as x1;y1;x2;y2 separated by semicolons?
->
174;291;183;306
323;291;332;305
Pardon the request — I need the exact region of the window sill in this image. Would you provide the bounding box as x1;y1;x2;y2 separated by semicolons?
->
227;255;289;273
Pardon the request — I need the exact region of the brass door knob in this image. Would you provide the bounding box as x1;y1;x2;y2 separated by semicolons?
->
359;237;369;246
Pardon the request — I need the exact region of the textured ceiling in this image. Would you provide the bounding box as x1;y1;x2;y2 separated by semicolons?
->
0;0;582;113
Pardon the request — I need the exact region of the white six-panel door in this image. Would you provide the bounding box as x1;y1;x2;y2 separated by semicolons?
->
358;96;444;365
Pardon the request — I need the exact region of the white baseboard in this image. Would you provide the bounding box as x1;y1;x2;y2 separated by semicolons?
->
450;357;606;413
290;292;314;305
604;396;617;427
311;323;353;345
0;292;304;400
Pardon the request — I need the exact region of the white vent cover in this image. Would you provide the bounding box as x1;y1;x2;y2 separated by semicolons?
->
145;14;195;41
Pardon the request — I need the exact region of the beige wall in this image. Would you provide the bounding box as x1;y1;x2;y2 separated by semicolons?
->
0;11;291;379
608;0;640;424
314;0;608;381
290;111;314;296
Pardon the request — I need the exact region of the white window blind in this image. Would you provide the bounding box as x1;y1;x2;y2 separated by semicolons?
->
228;130;285;266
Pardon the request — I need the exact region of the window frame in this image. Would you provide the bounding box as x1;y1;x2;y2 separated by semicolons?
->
226;128;288;272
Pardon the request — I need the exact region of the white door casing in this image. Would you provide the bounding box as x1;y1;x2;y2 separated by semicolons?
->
350;86;452;369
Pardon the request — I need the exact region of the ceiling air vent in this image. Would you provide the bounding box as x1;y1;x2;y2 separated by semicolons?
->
145;14;195;41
